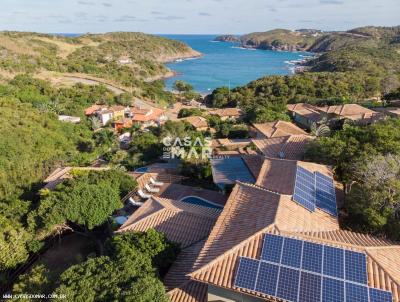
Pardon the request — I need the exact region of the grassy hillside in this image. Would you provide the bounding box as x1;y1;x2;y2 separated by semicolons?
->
0;31;199;87
240;29;319;51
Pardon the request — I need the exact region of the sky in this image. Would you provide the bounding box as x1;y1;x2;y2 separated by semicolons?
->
0;0;399;34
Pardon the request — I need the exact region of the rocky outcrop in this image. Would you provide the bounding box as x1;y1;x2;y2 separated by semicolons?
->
213;35;240;42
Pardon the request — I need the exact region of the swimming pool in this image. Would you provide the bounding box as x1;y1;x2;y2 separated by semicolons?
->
180;196;223;209
134;167;149;173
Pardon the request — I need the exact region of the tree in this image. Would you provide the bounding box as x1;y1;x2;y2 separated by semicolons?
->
13;265;53;297
105;229;180;275
173;80;193;93
345;154;400;239
0;216;31;271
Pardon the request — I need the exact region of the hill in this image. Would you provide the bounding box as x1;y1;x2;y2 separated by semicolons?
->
0;31;200;89
239;29;320;51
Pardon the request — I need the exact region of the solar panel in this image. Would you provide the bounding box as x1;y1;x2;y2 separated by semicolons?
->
260;234;283;263
281;237;303;268
234;257;259;290
345;250;368;284
323;246;344;279
276;266;300;302
255;262;279;296
315;172;337;216
298;271;321;302
293;166;316;212
322;277;345;302
234;234;393;302
346;282;369;302
369;288;393;302
302;241;323;273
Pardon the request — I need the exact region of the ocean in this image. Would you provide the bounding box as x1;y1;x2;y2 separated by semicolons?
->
162;35;310;93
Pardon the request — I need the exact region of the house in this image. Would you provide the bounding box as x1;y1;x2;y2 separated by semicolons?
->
211;138;252;151
209;108;244;121
109;105;126;120
180;116;209;131
97;109;114;126
117;196;222;248
252;120;308;139
287;103;323;130
252;134;314;160
112;118;133;131
288;103;385;129
84;104;105;116
58;115;81;124
130;106;167;128
319;104;384;124
162;158;400;302
118;55;132;65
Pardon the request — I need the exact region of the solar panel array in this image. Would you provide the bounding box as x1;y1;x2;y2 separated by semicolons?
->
234;234;393;302
293;166;338;216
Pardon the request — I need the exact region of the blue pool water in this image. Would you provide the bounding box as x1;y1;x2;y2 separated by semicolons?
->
180;196;223;209
162;35;310;93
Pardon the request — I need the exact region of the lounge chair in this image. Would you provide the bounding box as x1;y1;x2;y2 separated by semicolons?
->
129;197;144;207
145;184;160;193
150;177;164;187
138;189;152;199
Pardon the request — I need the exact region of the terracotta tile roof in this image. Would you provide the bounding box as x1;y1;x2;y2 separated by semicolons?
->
287;103;322;122
188;225;400;302
253;135;313;160
117;197;221;248
168;281;207;302
241;155;265;179
84;104;105;116
164;240;206;290
160;183;227;207
109;105;126;112
321;104;377;118
255;157;332;195
253;121;308;138
180;116;208;128
131;107;165;122
209;108;243;117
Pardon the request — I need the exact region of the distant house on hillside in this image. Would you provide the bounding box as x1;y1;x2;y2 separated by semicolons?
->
252;120;308;138
180;116;208;131
129;106;167;128
319;104;385;125
58;115;81;124
287;103;324;130
112;118;133;131
209;108;243;121
109;105;126;120
118;55;132;65
287;103;384;129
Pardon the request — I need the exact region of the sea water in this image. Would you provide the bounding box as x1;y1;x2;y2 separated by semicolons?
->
162;34;309;93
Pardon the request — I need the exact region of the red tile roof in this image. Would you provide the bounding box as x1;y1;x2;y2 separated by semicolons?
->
131;107;165;122
180;116;208;128
252;135;313;160
253;121;308;138
287;103;322;122
117;197;221;248
209;108;243;117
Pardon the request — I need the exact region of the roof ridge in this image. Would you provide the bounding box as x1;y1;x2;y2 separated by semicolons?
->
237;180;291;197
117;197;167;232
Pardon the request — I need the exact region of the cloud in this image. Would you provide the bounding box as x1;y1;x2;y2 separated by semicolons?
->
150;11;164;15
114;15;137;22
155;15;185;20
198;12;211;16
319;0;344;5
102;2;112;7
77;0;95;5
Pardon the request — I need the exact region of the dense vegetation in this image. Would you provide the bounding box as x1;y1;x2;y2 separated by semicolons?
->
13;230;179;302
206;72;384;122
305;119;400;240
